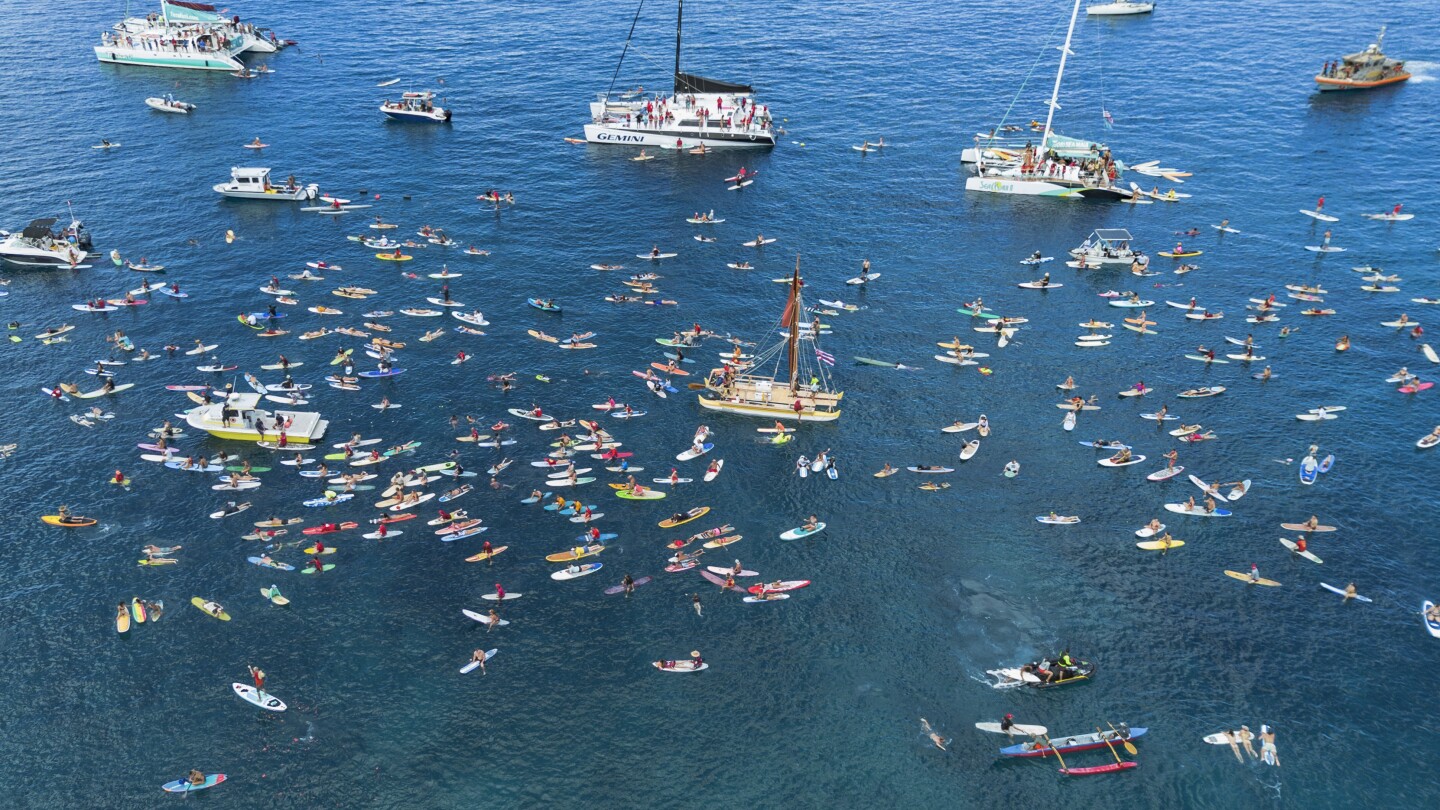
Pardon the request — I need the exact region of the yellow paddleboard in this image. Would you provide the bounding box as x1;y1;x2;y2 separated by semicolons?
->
465;545;509;563
545;545;603;563
191;596;232;620
116;604;130;633
659;507;709;528
1137;540;1185;550
1224;570;1280;587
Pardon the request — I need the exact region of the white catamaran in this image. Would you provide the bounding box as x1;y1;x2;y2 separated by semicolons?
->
964;0;1131;200
584;0;776;149
95;1;283;72
698;259;842;422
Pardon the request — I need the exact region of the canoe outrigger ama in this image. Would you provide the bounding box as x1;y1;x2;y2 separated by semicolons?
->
1315;27;1410;92
698;258;842;422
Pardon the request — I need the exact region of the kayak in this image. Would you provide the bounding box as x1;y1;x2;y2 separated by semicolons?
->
652;660;708;673
1424;600;1440;638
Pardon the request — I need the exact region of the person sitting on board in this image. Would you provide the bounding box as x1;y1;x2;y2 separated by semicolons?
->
1294;537;1308;555
187;770;206;786
469;649;488;674
802;515;819;532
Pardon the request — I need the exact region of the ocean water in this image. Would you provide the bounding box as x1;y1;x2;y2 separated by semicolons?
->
1;0;1438;806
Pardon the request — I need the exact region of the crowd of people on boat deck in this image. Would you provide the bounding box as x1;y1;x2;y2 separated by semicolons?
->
1017;142;1118;187
1318;59;1404;79
613;94;772;132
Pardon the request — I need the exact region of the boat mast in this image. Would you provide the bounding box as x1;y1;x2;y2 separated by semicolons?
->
786;256;800;391
1040;0;1083;155
604;0;647;102
674;0;684;91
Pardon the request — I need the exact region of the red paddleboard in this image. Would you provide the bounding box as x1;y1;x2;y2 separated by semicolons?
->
1400;382;1434;393
302;521;358;535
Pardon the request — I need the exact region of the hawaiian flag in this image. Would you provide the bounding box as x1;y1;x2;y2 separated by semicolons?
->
1102;108;1115;130
815;348;835;367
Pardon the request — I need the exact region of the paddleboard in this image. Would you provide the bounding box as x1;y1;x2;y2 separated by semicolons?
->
1224;570;1280;586
460;649;498;673
232;682;287;711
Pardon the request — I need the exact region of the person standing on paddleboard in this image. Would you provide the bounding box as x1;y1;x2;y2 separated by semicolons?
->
248;665;266;691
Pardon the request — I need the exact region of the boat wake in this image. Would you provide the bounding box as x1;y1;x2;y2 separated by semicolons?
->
1407;60;1439;83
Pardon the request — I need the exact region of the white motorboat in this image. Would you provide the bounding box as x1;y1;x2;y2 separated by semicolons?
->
0;217;91;268
145;95;195;113
583;0;776;149
213;167;318;201
965;0;1132;200
380;91;451;122
185;392;328;443
1069;229;1140;265
1086;1;1155;15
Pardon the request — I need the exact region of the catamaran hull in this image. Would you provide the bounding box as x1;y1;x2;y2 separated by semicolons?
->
966;175;1130;200
697;396;840;422
584;124;775;149
94;47;243;71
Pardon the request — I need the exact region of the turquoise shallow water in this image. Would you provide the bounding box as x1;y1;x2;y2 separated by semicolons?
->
1;0;1439;806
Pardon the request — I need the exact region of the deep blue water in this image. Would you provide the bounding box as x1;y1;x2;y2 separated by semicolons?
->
1;0;1439;806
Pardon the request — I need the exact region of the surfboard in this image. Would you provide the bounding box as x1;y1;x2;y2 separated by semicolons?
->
1320;582;1372;602
1300;209;1338;222
460;649;498;672
1224;570;1280;586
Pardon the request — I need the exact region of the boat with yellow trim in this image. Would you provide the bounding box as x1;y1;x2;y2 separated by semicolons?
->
697;258;842;422
184;392;328;443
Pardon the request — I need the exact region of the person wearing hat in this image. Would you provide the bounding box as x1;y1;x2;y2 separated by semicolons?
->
999;714;1016;735
689;650;703;669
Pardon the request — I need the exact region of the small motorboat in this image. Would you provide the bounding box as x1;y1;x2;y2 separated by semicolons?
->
380;91;452;122
987;658;1096;689
145;96;196;114
1315;27;1411;92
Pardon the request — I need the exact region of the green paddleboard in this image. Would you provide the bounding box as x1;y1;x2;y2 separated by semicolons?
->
301;563;337;574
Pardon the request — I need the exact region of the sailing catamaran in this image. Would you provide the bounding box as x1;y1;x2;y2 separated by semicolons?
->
698;259;841;422
584;0;776;148
965;0;1131;200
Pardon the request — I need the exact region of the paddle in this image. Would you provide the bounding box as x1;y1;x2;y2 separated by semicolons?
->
1106;721;1139;755
1096;727;1125;764
1042;735;1070;774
